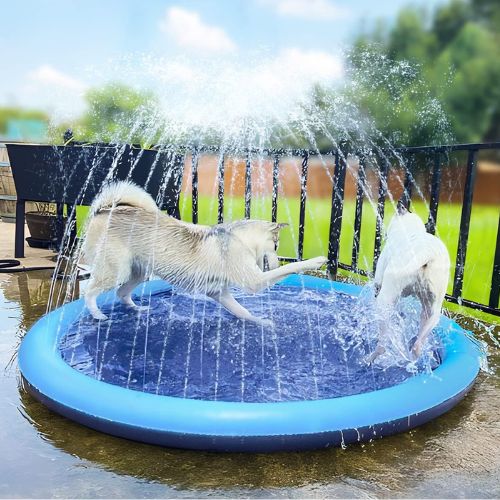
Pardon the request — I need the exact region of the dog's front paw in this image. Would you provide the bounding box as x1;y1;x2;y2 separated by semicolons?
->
248;316;274;328
92;311;108;321
302;256;328;270
129;304;150;314
259;318;274;328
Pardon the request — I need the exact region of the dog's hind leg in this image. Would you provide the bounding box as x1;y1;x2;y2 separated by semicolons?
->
117;261;148;312
412;263;448;359
117;279;148;311
365;343;387;364
209;289;273;327
84;250;133;320
366;279;400;363
411;305;440;359
85;287;109;321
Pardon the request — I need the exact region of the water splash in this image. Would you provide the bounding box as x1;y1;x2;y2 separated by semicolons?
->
59;286;443;403
43;48;497;398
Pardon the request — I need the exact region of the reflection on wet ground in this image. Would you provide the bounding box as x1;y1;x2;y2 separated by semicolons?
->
1;271;499;498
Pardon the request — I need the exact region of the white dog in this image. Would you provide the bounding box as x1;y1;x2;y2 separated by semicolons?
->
81;181;327;324
368;206;450;361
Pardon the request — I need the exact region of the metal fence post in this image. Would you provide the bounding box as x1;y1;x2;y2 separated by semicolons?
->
191;148;199;224
297;152;309;260
327;148;347;278
373;156;389;271
426;152;442;235
488;214;500;309
452;149;478;299
14;199;25;258
351;153;366;271
244;152;252;219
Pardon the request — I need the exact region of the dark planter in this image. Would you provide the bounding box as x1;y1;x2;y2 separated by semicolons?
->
25;212;66;243
5;143;184;258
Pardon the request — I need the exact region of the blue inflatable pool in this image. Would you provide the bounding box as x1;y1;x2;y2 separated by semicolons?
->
19;274;481;452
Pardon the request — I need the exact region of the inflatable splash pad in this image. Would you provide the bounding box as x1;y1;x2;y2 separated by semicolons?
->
19;274;481;452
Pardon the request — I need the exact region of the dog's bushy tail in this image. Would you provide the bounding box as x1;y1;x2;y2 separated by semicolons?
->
90;181;158;215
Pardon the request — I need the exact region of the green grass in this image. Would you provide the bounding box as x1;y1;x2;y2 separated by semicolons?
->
76;196;499;322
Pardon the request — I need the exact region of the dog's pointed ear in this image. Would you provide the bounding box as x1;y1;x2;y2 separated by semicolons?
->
270;222;288;233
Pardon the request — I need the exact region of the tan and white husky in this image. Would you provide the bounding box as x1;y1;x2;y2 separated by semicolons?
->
82;181;327;324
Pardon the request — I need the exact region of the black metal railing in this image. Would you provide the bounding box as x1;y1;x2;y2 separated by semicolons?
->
4;138;499;317
184;141;500;317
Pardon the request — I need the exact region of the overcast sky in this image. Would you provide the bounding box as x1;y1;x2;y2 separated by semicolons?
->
1;0;447;121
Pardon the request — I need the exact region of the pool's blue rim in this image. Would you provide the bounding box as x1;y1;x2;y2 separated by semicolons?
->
19;274;481;452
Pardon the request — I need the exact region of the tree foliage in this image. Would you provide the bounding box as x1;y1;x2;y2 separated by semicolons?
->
74;83;163;145
347;0;500;145
49;0;500;149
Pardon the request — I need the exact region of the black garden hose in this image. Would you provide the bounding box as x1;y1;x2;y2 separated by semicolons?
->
0;259;56;273
0;259;89;280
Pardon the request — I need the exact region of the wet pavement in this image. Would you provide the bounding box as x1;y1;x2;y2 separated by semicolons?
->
0;269;499;498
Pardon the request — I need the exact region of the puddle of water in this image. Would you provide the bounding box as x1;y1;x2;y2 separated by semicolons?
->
1;271;499;498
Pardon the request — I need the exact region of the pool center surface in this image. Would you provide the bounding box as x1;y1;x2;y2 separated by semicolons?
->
60;285;442;403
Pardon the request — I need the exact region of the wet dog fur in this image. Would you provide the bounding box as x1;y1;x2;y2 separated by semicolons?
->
368;206;450;361
82;181;327;324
